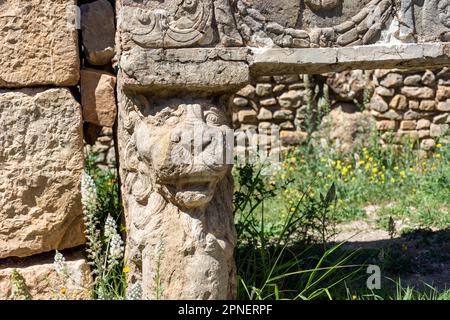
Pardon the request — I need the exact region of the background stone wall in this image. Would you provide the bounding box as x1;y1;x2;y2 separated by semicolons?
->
231;68;450;155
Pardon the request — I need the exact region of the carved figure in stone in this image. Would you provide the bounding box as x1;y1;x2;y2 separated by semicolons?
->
118;92;236;299
234;0;394;48
122;0;242;48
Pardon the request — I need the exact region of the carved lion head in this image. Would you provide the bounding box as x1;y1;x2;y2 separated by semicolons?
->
124;96;233;210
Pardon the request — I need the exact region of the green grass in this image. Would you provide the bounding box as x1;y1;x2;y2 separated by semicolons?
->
83;133;450;300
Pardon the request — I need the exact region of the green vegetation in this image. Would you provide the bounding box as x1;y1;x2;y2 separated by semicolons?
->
81;134;450;300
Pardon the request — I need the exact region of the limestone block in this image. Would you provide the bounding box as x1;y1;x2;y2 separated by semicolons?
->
236;85;256;99
255;84;273;97
81;69;117;128
0;88;85;259
404;75;422;86
0;0;79;87
232;97;249;108
81;0;115;66
238;109;258;123
417;119;431;130
370;94;388;112
278;90;303;109
0;251;92;300
380;73;403;88
437;100;450;111
401;87;435;99
430;123;449;137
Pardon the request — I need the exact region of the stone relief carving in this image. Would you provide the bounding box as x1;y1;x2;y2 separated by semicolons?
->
121;0;242;48
117;91;236;299
119;0;450;50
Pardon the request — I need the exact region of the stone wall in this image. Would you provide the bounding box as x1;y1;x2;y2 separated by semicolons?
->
232;68;450;154
370;68;450;151
0;0;118;299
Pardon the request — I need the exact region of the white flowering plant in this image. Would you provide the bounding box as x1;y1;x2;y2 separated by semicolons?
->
82;150;126;300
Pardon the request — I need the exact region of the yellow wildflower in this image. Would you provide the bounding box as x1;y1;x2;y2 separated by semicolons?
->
60;288;67;295
123;266;130;273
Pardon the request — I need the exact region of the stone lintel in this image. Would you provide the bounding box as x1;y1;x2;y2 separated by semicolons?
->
250;43;450;76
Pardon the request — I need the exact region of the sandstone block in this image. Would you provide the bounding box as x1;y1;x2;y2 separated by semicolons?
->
257;108;273;120
260;98;278;107
436;86;450;101
389;94;408;110
0;88;85;259
81;0;115;66
422;70;436;87
280;131;308;146
0;252;92;300
0;0;79;87
273;110;294;121
81;69;117;128
377;120;396;131
400;120;417;130
433;114;449;124
238;109;258;123
375;86;395;97
419;100;436;111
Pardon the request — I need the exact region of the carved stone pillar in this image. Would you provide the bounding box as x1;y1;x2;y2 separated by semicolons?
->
115;0;249;299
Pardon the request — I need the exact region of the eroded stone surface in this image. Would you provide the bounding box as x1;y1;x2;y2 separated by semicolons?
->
0;0;79;87
0;251;92;300
81;0;116;66
81;69;117;127
0;88;85;259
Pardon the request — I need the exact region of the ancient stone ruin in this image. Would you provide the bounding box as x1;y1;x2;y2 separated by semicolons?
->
1;0;450;299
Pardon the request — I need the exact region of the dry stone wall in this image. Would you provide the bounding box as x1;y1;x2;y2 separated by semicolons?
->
232;68;450;154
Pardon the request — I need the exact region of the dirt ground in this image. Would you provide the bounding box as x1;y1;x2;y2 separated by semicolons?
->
333;205;450;291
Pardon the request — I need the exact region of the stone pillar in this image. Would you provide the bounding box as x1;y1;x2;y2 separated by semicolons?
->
115;1;249;299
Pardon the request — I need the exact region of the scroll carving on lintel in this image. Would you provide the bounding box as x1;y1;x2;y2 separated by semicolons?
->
119;0;450;51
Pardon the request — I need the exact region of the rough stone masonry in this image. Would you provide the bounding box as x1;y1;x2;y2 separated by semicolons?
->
0;0;450;300
115;0;450;300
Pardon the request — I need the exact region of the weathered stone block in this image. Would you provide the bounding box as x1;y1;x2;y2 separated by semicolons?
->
81;0;116;66
401;87;435;99
0;88;85;259
370;94;389;112
400;120;417;130
0;251;92;300
421;139;436;151
389;94;408;110
238;109;258;123
437;86;450;101
81;69;117;128
419;100;437;111
380;73;403;88
280;131;308;146
430;123;449;137
0;0;79;87
417;119;431;130
255;84;273;97
377;120;396;131
437;100;450;111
